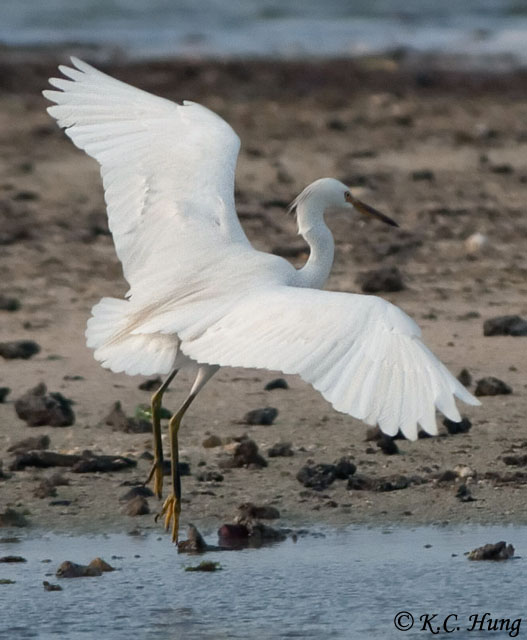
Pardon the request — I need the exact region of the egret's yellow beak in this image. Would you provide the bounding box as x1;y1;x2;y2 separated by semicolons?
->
345;192;398;227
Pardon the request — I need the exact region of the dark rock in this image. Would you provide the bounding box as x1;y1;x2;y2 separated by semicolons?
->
0;508;28;527
377;435;399;455
411;169;435;181
347;474;375;490
237;502;280;520
10;451;81;471
0;579;15;584
0;555;26;563
196;470;224;482
0;296;20;312
490;164;513;174
177;524;209;553
202;435;222;448
457;368;472;386
89;557;115;572
267;441;294;457
49;500;71;506
119;486;154;501
219;439;267;469
483;315;527;337
468;541;514;561
72;453;137;473
443;417;472;434
138;377;162;391
217;523;250;547
185;561;222;572
296;463;336;491
15;383;75;427
327;118;347;131
348;474;426;492
0;340;40;360
475;377;512;396
8;434;50;454
456;484;476;502
56;561;102;578
123;496;149;516
334;457;356;479
43;581;62;591
437;469;458;483
104;401;151;433
244;521;287;545
264;378;289;391
376;475;410;492
0;387;10;403
502;455;527;467
244;407;278;426
358;266;405;293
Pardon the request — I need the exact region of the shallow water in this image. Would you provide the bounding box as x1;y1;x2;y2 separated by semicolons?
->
0;525;525;640
2;0;527;64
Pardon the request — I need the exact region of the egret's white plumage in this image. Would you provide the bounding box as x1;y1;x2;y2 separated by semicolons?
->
44;58;479;444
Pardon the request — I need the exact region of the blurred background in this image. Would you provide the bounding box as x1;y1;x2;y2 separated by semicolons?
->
2;0;527;67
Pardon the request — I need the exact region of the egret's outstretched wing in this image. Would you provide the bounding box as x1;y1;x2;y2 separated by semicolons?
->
43;57;248;289
173;287;479;440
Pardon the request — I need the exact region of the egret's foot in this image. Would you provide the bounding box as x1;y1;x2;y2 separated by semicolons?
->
144;460;164;499
157;493;180;543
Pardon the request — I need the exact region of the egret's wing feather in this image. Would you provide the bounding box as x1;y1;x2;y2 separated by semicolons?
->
43;57;248;289
172;287;479;440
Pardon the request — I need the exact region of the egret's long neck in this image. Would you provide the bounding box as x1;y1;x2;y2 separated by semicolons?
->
295;201;335;289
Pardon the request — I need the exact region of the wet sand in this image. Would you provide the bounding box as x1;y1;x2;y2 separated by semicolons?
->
1;52;527;536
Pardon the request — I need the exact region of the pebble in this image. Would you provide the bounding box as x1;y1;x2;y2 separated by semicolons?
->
411;169;435;181
0;387;10;403
443;417;472;434
502;455;527;467
184;561;221;572
475;377;512;396
334;457;357;479
0;296;20;312
219;439;267;469
202;435;222;448
483;315;527;337
15;383;75;427
0;508;29;528
196;470;224;482
457;368;472;387
8;434;50;454
464;232;489;257
177;524;209;553
89;557;115;572
467;541;514;561
43;581;62;591
296;463;337;491
0;555;26;563
357;266;405;293
138;377;162;391
264;378;289;391
56;558;113;578
456;484;476;502
244;407;278;426
267;441;294;457
0;340;40;360
123;496;150;518
105;401;151;433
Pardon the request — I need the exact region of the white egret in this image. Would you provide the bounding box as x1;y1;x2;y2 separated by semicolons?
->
44;58;479;543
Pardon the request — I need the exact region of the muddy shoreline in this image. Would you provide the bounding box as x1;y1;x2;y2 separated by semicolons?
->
1;52;526;538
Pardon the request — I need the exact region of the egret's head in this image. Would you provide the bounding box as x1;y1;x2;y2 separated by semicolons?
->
290;177;398;228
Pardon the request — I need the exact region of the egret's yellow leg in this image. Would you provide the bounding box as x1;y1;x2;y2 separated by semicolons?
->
144;368;178;498
158;365;218;543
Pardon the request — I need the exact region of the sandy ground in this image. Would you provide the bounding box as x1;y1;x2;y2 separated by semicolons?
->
0;53;526;537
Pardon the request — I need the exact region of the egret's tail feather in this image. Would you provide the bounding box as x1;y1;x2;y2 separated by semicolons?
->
86;297;178;376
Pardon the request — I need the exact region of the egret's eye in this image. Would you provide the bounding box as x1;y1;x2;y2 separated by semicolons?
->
344;191;352;202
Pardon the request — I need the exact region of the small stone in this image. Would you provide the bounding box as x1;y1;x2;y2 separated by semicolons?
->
454;465;475;479
138;377;162;391
334;457;356;479
377;435;399;455
0;296;20;312
264;378;289;391
43;581;62;591
196;470;224;482
15;383;75;427
177;524;208;553
358;266;405;293
465;232;489;258
327;118;347;131
0;387;10;403
219;439;267;469
56;561;102;578
267;442;294;457
457;368;472;387
202;435;222;448
456;484;476;502
0;579;15;584
8;434;50;454
105;401;151;433
475;377;512;396
119;486;154;501
0;508;29;528
411;169;434;181
185;561;222;572
296;463;336;491
468;541;514;561
89;557;115;572
217;523;249;547
123;496;150;516
436;469;458;483
502;455;527;467
0;555;26;563
443;417;472;434
0;340;40;360
244;407;278;426
483;315;527;337
71;452;137;473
